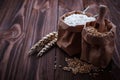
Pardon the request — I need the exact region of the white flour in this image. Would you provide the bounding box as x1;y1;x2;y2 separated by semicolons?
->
64;14;96;26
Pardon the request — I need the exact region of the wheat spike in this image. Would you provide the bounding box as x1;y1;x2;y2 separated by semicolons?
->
28;31;58;55
37;37;57;57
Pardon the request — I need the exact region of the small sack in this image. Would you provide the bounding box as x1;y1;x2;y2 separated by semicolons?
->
81;19;116;68
57;11;95;56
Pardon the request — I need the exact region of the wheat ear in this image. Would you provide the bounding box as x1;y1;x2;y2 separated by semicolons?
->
28;31;58;55
37;37;57;57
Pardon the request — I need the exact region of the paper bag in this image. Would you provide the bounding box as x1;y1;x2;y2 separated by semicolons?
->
57;11;94;56
81;19;116;68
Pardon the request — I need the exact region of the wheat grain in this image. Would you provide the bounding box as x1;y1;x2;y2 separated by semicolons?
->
63;57;102;74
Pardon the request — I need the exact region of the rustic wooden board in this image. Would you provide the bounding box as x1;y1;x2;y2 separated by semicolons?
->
0;0;120;80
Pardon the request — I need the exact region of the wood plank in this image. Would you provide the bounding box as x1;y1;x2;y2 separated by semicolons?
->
0;0;26;80
55;0;85;80
104;0;120;80
83;0;120;80
21;0;58;80
0;0;58;80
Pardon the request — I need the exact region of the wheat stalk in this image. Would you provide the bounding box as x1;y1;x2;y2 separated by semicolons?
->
28;31;58;55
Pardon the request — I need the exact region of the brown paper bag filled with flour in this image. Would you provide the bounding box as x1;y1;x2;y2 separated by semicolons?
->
81;19;116;68
57;11;95;56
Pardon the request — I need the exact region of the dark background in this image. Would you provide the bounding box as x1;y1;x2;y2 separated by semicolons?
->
0;0;120;80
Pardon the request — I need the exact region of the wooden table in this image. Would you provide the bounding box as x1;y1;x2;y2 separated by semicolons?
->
0;0;120;80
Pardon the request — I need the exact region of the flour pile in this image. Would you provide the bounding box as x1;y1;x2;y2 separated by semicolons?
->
64;14;96;26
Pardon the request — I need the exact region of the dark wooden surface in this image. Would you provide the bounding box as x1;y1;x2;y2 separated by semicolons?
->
0;0;120;80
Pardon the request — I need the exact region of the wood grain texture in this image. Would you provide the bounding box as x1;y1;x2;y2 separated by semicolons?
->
0;0;120;80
